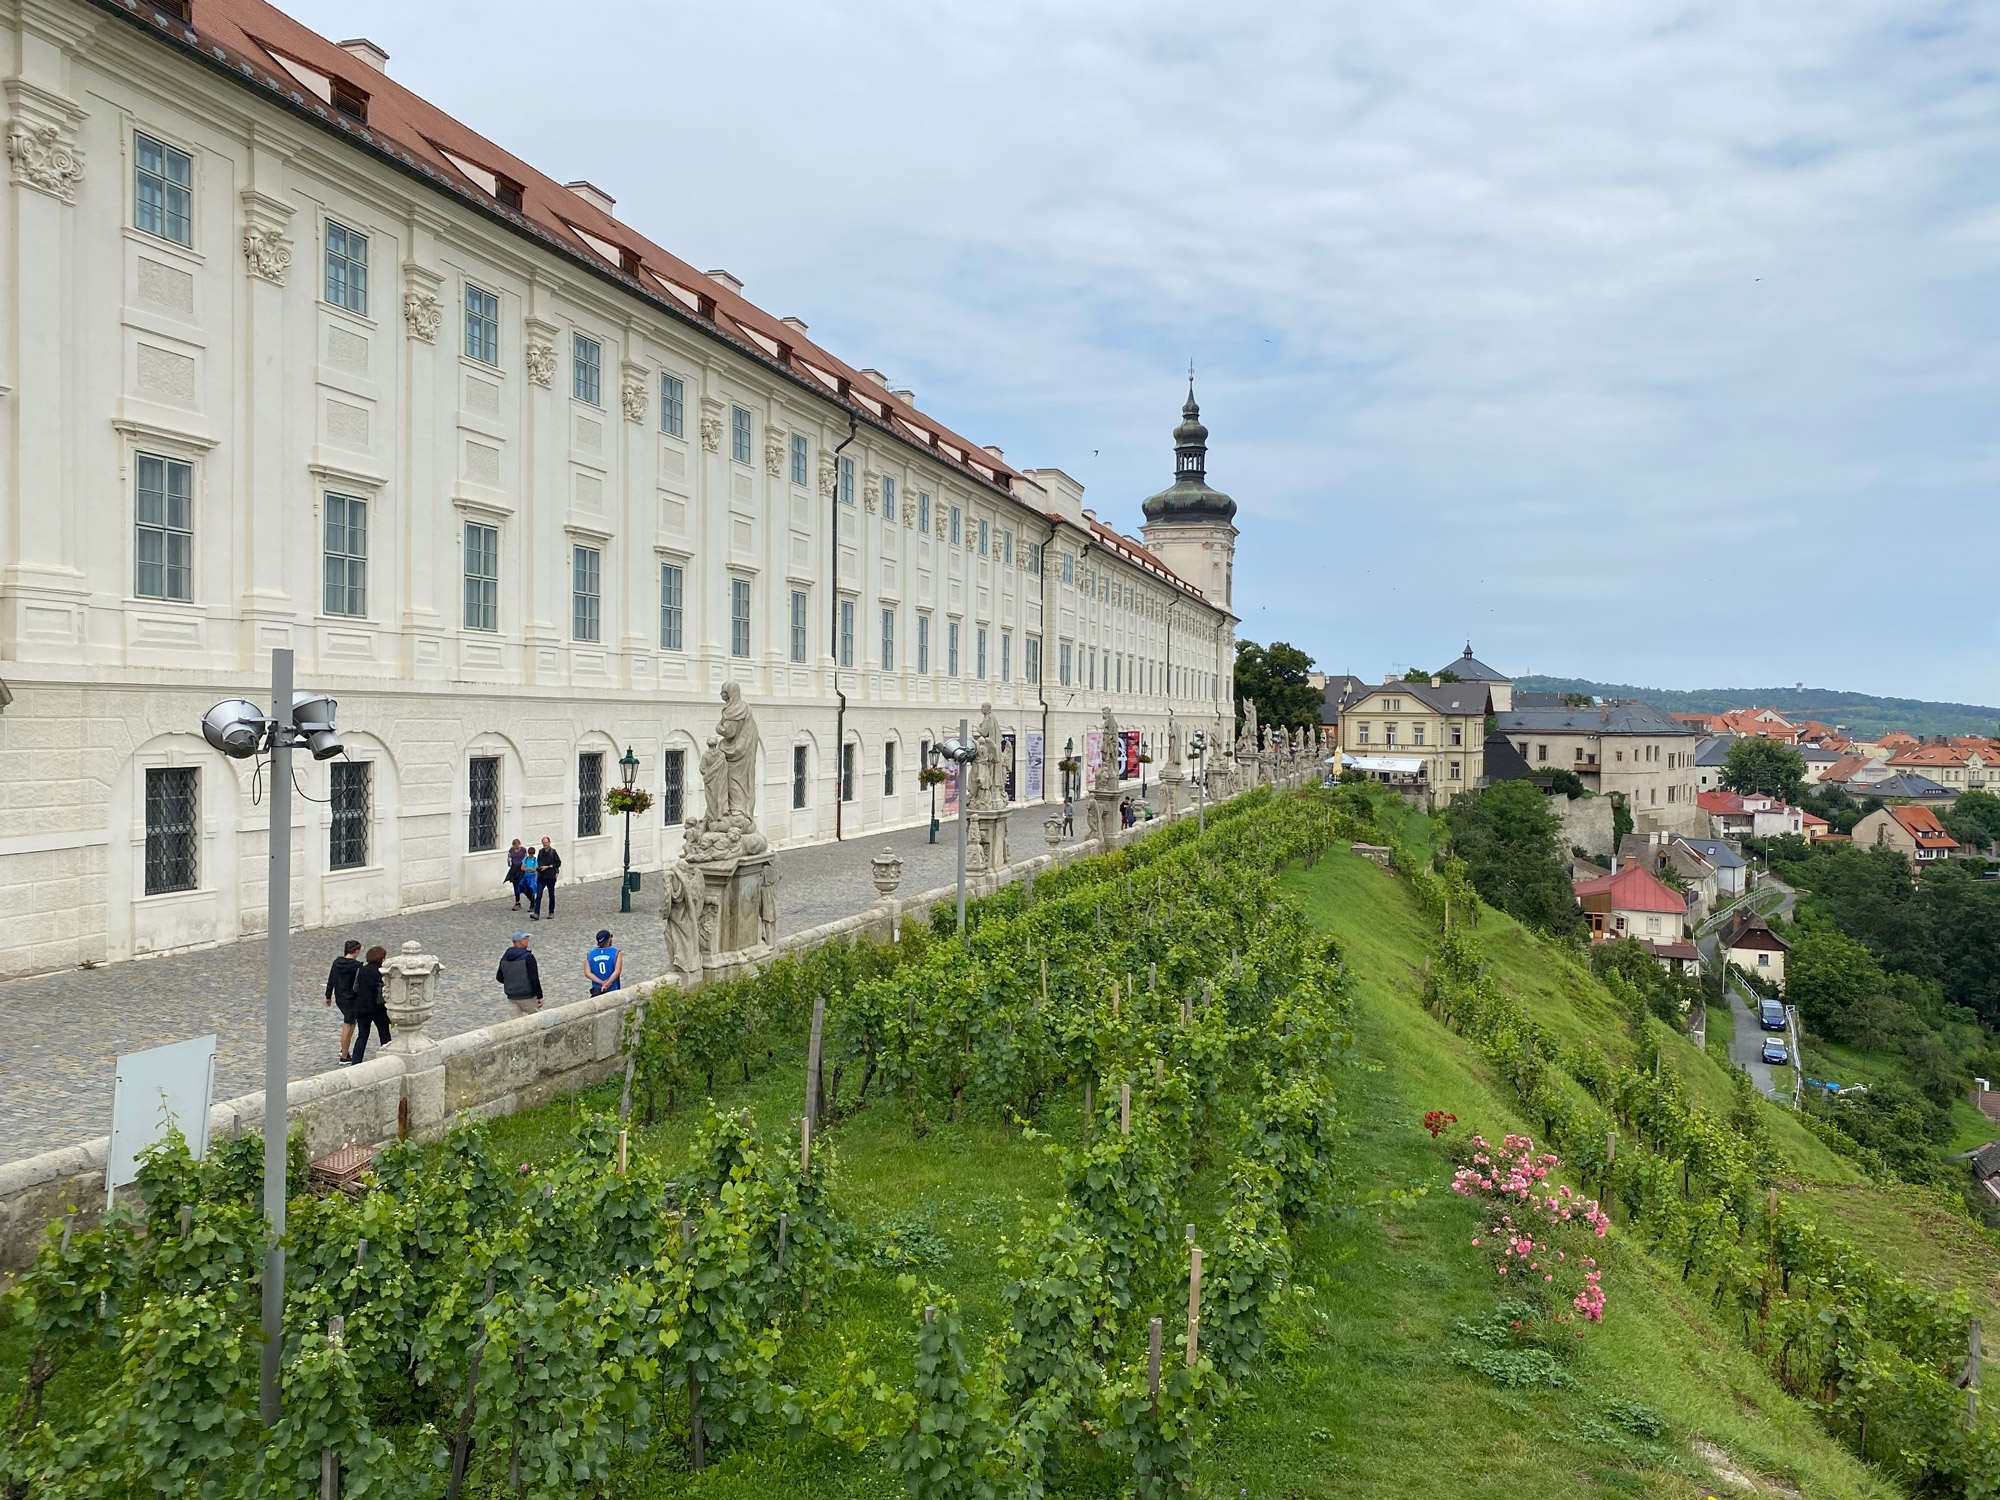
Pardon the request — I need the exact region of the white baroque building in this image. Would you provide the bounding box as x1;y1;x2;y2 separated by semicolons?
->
0;0;1239;978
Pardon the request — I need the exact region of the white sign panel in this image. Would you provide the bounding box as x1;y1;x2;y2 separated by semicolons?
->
1024;732;1044;801
108;1034;219;1198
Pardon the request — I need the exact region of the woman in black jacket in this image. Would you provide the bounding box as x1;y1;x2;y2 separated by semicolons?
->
348;945;392;1064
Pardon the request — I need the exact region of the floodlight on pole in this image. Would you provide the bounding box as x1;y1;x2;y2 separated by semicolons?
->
939;724;979;945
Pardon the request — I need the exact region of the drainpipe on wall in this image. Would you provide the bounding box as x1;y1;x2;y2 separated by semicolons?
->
1037;520;1055;803
830;410;858;840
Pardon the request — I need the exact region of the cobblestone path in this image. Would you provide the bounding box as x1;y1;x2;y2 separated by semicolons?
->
1;805;1066;1163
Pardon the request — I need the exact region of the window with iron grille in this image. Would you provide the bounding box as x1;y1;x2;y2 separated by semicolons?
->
323;493;367;616
884;740;896;796
731;578;751;658
463;523;498;631
661;373;685;436
731;406;752;464
790;433;808;485
790;590;807;662
792;744;808;809
324;221;368;314
143;766;198;895
573;545;601;641
465;284;499;365
468;756;500;851
573;333;601;404
841;742;856;802
577;752;604;837
135;453;193;602
134;132;192;246
329;761;370;870
662;748;685;824
660;562;684;650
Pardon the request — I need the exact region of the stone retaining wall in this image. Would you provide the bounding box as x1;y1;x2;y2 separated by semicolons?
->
0;814;1172;1269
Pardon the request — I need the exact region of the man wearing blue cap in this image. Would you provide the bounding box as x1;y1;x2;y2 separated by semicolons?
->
587;929;623;996
496;931;543;1013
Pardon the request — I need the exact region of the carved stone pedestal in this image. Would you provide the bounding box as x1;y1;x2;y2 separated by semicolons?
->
1161;767;1186;819
1091;789;1122;848
968;809;1009;874
694;849;777;980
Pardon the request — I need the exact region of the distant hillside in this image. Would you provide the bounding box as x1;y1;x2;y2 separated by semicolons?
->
1515;677;1999;741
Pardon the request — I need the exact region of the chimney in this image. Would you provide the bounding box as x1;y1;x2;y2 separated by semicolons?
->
564;180;616;215
1610;854;1619;874
1384;674;1397;685
1430;675;1440;688
983;445;1005;460
857;368;889;387
704;268;744;294
338;37;389;72
780;316;808;334
890;387;916;404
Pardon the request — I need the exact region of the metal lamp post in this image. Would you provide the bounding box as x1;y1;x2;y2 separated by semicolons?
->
939;720;979;947
618;744;639;914
1190;730;1208;835
927;737;942;845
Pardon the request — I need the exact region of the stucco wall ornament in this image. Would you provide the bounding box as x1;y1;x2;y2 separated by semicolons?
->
621;376;647;423
524;341;557;387
818;453;837;498
699;414;723;453
242;225;292;285
902;500;917;529
402;288;442;342
7;123;83;201
863;473;880;515
764;428;787;478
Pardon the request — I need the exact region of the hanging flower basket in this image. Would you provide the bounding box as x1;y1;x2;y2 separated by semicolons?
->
1137;753;1153;764
604;786;654;817
918;765;950;789
1057;756;1082;774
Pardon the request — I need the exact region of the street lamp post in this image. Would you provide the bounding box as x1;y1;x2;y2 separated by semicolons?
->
618;745;639;914
926;738;942;845
1190;730;1208;835
939;720;978;947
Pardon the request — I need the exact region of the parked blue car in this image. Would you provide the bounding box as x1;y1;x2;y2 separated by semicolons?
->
1761;1037;1789;1066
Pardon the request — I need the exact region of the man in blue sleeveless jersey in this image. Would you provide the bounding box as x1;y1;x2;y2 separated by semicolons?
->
587;929;623;996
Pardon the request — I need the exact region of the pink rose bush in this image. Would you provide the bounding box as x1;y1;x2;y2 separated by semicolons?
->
1452;1133;1610;1326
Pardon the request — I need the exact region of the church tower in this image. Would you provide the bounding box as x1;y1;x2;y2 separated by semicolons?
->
1139;381;1238;610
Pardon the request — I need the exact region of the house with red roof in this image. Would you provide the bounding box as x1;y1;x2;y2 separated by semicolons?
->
1573;862;1695;970
1888;743;1994;793
1697;791;1806;840
1853;805;1960;866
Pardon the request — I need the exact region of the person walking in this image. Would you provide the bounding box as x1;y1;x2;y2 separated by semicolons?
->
348;945;391;1064
1061;795;1074;837
519;846;540;920
534;836;562;919
505;838;527;909
586;928;623;995
496;932;543;1013
323;938;363;1062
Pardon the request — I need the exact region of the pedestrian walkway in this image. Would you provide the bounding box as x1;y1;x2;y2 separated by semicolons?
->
0;805;1064;1164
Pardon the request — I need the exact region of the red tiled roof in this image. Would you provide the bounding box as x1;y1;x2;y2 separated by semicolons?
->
1880;731;1920;748
1889;745;1986;769
1801;812;1829;829
1574;863;1687;915
1823;754;1871;782
1888;805;1960;850
112;0;1204;589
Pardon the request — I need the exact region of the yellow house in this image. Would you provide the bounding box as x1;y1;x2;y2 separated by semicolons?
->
1335;676;1491;800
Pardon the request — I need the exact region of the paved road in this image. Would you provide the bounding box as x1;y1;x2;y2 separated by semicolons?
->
1695;877;1796;1101
0;804;1066;1164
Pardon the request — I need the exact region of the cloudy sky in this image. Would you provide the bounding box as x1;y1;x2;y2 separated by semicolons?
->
293;0;2000;703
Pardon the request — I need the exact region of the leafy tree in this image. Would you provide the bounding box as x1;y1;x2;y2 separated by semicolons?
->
1941;788;2000;852
1786;929;1887;1037
1443;780;1580;935
1402;667;1461;684
1610;794;1633;850
1721;739;1808;802
1545;768;1585;800
1233;640;1321;733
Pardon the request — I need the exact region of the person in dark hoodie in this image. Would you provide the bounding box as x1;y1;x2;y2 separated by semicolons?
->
533;836;562;919
324;938;363;1062
348;945;391;1064
496;932;543;1014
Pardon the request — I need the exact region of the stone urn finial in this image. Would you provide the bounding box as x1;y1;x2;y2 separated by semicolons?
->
872;847;904;898
382;939;443;1039
1044;816;1063;848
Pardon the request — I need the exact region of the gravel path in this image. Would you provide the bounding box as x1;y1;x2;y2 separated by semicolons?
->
0;804;1065;1163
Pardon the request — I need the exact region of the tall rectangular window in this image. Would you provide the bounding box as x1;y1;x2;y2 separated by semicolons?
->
839;599;854;667
662;749;685;824
841;742;856;802
577;752;604;837
143;766;198;894
838;455;855;506
468;756;500;851
918;492;931;533
1028;542;1043;576
790;590;808;662
329;761;370;871
1059;642;1072;685
572;545;601;641
463;522;499;631
324;221;368;314
948;621;960;677
134;453;193;602
322;493;367;617
917;614;930;674
1001;632;1012;682
949;506;962;544
660;373;685;436
730;578;751;657
883;741;897;796
1025;636;1041;684
573;333;601;404
976;627;988;680
134;132;192;246
978;519;989;556
730;405;751;463
883;476;896;515
790;433;808;485
880;608;895;670
465;284;499;365
792;745;808;809
1062;552;1074;584
659;562;684;649
1003;531;1013;566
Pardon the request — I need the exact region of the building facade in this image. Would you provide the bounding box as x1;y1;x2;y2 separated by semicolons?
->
0;0;1236;976
1333;676;1491;797
1494;701;1701;835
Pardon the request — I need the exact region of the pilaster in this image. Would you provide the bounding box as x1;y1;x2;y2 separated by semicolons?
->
398;214;447;678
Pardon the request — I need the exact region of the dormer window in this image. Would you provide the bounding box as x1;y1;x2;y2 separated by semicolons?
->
495;176;524;211
330;79;369;122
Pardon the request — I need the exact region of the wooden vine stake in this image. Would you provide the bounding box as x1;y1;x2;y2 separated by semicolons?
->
1039;955;1048;1013
1149;962;1157;993
777;1212;788;1274
321;1316;345;1500
1155;1057;1164;1084
1084;1078;1094;1135
1120;1082;1131;1138
806;994;827;1131
617;1129;628;1177
800;1112;812;1173
1962;1318;1983;1426
1187;1245;1203;1366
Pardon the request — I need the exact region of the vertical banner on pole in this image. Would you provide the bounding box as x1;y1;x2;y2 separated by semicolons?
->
1024;732;1044;800
1085;730;1102;783
942;763;959;816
